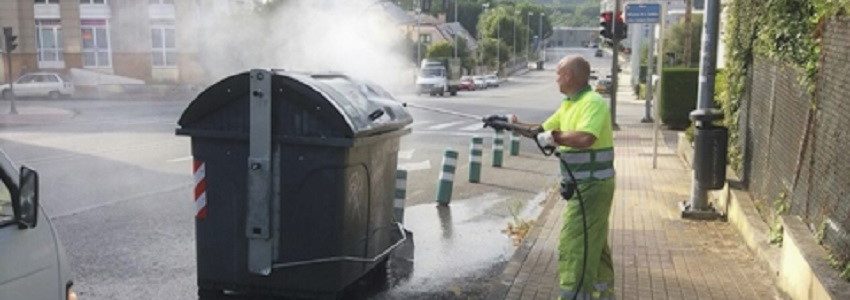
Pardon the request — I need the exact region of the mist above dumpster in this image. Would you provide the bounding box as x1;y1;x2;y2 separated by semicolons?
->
176;69;412;298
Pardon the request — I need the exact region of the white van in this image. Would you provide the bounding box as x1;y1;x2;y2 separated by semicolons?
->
0;149;76;300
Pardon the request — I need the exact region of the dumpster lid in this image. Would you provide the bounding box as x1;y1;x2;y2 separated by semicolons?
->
177;70;412;138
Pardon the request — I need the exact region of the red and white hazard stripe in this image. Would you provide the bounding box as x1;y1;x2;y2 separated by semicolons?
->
193;160;208;219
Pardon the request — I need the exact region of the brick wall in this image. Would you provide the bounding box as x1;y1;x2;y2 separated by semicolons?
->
739;16;850;260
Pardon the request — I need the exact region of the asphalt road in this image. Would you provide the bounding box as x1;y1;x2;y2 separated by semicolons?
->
0;47;612;299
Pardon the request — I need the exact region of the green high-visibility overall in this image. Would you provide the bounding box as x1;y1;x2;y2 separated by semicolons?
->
542;85;616;300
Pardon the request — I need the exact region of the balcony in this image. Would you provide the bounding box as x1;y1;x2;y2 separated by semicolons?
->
80;4;111;19
149;4;176;20
34;4;61;19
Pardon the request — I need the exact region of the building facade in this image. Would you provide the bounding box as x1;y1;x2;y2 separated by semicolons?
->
0;0;204;84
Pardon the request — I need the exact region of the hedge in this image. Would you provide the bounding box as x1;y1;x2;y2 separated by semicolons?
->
659;68;699;129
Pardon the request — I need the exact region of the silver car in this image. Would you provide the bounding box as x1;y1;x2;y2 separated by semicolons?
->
0;72;75;99
484;75;500;87
0;149;77;300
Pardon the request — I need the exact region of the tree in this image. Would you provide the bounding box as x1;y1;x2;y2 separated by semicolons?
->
478;7;530;59
426;41;454;58
664;15;702;67
478;37;510;71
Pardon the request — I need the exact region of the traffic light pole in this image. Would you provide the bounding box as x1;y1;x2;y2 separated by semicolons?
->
3;27;17;115
610;0;620;130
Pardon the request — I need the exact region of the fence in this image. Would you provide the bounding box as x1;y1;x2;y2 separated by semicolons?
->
739;17;850;260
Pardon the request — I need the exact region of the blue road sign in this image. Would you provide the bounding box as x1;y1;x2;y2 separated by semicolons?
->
625;3;661;24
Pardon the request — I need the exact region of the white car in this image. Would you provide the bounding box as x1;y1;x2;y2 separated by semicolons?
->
0;72;75;99
484;75;500;87
472;76;488;90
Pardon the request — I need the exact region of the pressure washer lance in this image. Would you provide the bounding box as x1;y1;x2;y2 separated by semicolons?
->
402;102;484;121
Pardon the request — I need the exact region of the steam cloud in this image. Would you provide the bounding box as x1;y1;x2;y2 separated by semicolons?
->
183;0;416;92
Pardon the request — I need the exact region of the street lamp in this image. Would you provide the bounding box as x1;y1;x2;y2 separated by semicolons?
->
480;2;490;74
527;12;533;60
539;12;545;62
416;5;422;66
453;0;458;59
513;11;519;59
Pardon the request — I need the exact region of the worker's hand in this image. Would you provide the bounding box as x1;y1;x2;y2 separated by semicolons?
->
536;131;558;149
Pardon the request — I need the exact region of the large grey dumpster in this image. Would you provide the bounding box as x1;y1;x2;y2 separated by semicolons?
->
176;70;412;298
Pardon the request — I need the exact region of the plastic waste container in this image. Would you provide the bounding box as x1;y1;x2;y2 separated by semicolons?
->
690;109;728;190
176;69;413;298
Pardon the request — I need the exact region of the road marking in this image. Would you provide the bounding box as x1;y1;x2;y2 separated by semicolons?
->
398;149;415;160
459;122;484;131
413;120;433;128
397;160;431;171
167;156;193;163
427;121;465;130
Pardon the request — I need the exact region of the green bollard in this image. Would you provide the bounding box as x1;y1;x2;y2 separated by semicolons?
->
492;130;504;167
510;131;520;156
394;169;407;223
469;136;483;183
436;149;458;206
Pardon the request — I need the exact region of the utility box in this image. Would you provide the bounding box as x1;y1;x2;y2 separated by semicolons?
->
176;70;412;298
690;109;728;190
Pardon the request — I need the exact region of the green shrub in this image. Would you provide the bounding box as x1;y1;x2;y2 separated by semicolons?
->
639;65;648;83
659;68;699;129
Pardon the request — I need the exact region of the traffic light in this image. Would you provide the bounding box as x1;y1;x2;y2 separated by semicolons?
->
3;27;17;53
600;11;613;39
615;11;627;39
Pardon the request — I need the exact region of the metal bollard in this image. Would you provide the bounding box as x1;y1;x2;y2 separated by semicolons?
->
492;130;504;167
436;149;458;206
469;136;483;183
509;131;520;156
394;169;407;223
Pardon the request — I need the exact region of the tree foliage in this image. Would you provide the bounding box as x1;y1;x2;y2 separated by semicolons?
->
664;15;703;67
426;41;454;58
478;37;510;69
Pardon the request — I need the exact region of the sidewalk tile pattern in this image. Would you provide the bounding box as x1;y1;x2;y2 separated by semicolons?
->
493;123;779;300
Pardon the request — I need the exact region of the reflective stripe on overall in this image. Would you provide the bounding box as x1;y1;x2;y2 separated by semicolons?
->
559;147;615;182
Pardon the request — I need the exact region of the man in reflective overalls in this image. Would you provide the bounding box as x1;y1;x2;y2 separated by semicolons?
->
511;55;616;299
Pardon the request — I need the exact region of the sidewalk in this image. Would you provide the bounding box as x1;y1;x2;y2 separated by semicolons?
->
487;100;780;298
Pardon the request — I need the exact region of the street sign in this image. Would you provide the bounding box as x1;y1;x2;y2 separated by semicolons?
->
625;3;661;24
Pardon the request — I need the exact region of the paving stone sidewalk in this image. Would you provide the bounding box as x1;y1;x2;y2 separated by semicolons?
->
488;119;781;299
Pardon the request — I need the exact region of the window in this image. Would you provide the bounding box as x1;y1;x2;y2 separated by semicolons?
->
16;75;37;84
34;0;60;3
36;19;63;64
419;34;432;45
81;19;111;67
80;0;106;4
149;0;174;4
150;23;176;67
0;179;12;224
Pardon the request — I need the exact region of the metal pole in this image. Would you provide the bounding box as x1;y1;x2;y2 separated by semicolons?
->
641;29;655;124
416;2;421;65
610;0;620;129
538;13;544;62
684;0;722;218
454;0;458;59
3;27;17;115
653;4;666;170
513;11;517;59
497;19;500;72
527;12;532;61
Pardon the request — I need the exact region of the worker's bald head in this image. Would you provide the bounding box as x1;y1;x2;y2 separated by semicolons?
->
556;55;591;95
557;55;591;84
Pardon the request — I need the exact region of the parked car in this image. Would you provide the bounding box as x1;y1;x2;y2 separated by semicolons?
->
472;76;487;90
484;75;500;87
595;49;604;57
459;76;476;91
595;78;613;95
0;149;77;300
0;72;74;100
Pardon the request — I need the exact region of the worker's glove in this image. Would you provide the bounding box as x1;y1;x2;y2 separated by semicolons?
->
536;131;557;149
